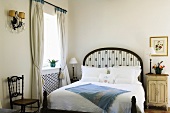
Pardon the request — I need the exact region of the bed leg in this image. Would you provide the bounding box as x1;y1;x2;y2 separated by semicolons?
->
131;96;137;113
41;91;48;113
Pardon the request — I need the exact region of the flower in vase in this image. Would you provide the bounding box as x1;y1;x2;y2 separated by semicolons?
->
152;61;165;74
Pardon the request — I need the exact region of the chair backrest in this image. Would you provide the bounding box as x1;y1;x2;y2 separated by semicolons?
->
7;75;24;103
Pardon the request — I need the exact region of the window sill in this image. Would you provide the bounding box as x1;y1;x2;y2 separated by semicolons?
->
42;66;59;71
42;63;60;71
42;66;60;75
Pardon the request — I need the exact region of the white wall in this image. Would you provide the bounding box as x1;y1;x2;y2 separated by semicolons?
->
68;0;170;106
0;0;4;108
1;0;170;108
0;0;68;108
0;0;31;108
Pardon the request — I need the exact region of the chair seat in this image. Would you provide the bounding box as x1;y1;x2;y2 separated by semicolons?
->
13;99;39;106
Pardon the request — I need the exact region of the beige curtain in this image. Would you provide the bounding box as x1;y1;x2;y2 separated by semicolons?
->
0;100;2;108
30;0;44;103
55;8;70;86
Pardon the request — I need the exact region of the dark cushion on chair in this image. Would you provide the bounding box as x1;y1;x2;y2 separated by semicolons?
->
13;99;39;106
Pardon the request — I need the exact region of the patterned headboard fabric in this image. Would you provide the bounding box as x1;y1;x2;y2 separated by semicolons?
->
83;47;144;86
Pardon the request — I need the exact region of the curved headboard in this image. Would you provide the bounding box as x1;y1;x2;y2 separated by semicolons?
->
83;47;144;86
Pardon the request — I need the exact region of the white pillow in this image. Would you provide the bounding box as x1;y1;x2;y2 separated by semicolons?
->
110;66;141;83
115;78;133;84
81;65;107;78
110;66;141;75
80;77;99;82
109;67;138;84
99;74;115;84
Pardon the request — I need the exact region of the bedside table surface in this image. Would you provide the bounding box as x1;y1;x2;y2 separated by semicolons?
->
146;74;169;76
71;79;79;83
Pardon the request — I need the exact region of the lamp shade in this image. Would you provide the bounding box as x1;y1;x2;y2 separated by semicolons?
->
69;57;78;64
9;10;16;17
149;47;156;55
18;12;25;19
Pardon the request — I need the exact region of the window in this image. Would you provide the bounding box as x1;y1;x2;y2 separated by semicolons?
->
43;13;60;67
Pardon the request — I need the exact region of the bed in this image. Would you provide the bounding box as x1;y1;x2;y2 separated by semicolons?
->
41;47;145;113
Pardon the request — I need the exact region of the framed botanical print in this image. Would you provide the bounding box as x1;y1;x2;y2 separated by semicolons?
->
150;36;168;56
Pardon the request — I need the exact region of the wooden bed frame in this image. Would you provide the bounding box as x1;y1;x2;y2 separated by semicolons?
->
41;47;144;113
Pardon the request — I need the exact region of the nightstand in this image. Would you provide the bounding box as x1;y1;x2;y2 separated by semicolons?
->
71;78;79;83
146;74;169;111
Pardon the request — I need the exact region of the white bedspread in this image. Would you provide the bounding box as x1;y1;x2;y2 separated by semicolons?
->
47;81;145;113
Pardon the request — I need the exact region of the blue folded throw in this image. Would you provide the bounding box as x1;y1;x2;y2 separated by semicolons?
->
65;84;130;112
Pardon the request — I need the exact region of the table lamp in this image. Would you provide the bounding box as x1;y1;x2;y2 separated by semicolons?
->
148;47;156;74
69;57;78;80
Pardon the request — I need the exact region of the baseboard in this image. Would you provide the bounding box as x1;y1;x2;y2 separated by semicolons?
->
146;106;168;111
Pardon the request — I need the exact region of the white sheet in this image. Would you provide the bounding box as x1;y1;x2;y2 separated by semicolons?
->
48;81;145;113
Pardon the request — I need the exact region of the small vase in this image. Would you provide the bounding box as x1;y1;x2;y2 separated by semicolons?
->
155;67;162;74
50;63;56;67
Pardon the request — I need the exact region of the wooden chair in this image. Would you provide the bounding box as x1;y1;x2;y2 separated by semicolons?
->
7;75;40;113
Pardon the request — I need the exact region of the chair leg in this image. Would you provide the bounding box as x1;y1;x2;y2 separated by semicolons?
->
21;105;25;113
23;106;25;113
37;100;40;112
10;103;13;109
21;106;23;113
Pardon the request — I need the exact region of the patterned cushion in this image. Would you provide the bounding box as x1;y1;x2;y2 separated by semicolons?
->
99;74;115;84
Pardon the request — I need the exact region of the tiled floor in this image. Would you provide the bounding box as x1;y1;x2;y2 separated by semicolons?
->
145;109;170;113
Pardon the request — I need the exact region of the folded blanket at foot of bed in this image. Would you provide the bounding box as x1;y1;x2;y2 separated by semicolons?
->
66;83;130;112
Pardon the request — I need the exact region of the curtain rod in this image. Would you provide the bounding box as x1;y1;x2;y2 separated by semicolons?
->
44;1;67;13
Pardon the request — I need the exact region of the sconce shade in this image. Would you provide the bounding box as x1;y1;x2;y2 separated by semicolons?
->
9;10;16;17
18;12;25;19
149;47;156;55
69;58;78;64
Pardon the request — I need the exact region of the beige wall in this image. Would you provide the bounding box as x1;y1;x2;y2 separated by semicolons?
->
1;0;170;108
0;0;31;108
0;0;4;107
68;0;170;106
0;0;68;108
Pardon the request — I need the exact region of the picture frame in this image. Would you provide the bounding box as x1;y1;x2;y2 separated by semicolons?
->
150;36;168;56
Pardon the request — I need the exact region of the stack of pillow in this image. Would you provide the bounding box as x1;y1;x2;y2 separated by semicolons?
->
81;65;141;84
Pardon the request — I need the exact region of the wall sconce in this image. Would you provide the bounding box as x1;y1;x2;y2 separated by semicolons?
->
8;10;25;33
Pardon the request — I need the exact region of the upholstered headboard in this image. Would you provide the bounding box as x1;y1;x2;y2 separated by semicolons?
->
83;47;144;86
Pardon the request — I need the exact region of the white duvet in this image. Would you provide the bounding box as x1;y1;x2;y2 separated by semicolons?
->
48;81;145;113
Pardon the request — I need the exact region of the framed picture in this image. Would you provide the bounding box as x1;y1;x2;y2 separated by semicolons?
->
150;36;168;56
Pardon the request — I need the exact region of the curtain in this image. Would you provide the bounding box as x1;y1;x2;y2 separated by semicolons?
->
30;0;44;103
55;8;71;86
0;100;2;108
